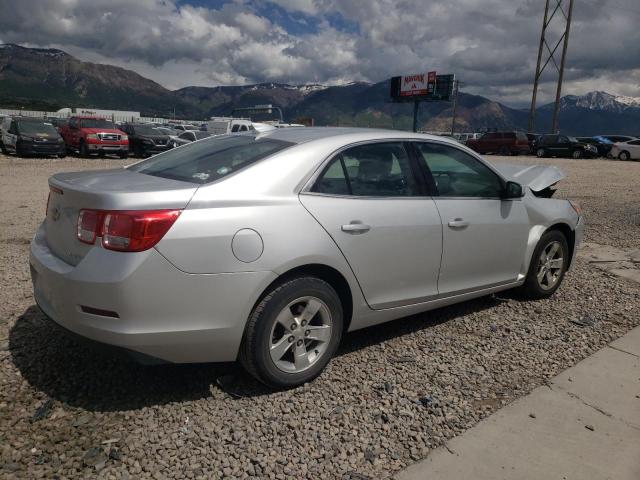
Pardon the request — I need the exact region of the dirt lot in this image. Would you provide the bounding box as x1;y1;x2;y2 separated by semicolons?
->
0;153;639;479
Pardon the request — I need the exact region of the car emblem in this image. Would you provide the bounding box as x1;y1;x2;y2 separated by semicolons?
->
51;207;61;222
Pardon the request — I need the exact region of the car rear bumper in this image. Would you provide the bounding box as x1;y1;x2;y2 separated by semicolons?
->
29;223;277;363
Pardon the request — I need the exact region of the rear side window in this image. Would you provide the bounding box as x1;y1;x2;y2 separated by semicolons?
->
312;142;419;197
516;132;528;141
129;135;293;184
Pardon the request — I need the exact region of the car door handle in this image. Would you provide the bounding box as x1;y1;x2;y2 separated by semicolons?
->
341;222;371;234
448;218;470;229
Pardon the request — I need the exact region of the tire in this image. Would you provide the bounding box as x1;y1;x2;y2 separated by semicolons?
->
239;276;343;389
536;147;546;158
0;142;6;154
618;151;630;161
57;153;66;159
119;151;128;159
519;230;569;300
79;140;89;158
499;145;510;156
571;149;582;159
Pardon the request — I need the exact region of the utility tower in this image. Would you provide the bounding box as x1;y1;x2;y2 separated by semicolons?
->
528;0;575;133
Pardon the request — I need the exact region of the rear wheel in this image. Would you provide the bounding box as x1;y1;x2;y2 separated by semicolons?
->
119;151;128;159
240;276;343;389
519;230;569;299
618;151;630;161
499;145;510;155
536;147;546;158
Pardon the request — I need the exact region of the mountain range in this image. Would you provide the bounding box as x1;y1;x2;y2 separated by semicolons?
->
1;43;639;135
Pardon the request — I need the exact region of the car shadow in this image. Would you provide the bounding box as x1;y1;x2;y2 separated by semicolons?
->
10;295;506;412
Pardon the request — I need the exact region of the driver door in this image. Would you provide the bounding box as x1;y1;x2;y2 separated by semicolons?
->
412;142;530;296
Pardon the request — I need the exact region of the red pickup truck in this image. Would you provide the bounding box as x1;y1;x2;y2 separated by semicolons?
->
59;116;128;158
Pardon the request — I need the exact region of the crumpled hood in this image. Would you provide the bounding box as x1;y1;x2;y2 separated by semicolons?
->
493;163;565;192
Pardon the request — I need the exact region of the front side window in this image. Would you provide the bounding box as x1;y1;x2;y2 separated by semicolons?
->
128;135;293;184
312;142;419;197
415;143;503;198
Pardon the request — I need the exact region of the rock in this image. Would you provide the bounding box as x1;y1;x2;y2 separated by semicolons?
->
529;413;536;419
83;447;108;468
389;356;416;363
31;399;54;422
585;424;595;431
570;316;597;327
383;382;394;393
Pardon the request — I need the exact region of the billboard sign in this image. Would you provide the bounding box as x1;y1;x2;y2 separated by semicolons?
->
390;72;455;102
399;71;436;97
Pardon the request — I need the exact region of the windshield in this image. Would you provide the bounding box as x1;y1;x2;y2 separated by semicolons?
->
128;135;294;184
79;118;115;129
17;121;59;137
567;136;579;143
133;125;162;135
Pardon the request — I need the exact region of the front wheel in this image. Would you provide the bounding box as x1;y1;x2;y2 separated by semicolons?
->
519;230;569;299
536;147;546;158
618;151;630;161
572;149;582;159
239;277;343;389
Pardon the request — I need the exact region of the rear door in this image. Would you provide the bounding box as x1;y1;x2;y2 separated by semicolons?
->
299;141;443;310
412;142;529;295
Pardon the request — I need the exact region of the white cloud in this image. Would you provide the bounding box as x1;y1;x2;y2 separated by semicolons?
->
0;0;637;105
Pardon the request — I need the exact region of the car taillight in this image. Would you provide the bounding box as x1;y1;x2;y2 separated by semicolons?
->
77;209;104;244
76;209;181;252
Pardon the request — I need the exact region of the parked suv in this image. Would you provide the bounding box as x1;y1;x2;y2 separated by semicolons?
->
535;135;599;159
465;131;530;155
59;116;128;158
0;117;66;157
119;123;172;157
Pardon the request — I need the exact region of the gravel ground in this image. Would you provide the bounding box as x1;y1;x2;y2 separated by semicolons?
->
0;153;639;479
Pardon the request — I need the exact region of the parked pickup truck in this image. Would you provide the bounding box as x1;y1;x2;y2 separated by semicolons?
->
59;116;128;158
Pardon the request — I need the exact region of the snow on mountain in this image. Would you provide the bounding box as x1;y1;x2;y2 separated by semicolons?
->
559;91;640;112
615;95;640;107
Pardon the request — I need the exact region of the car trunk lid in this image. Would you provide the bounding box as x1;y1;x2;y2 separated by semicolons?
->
45;168;198;265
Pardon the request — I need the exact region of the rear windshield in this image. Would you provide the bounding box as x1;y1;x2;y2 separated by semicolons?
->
128;135;294;184
79;118;115;129
17;121;59;136
131;125;161;135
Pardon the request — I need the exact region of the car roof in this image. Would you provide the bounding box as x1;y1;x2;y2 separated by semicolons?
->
254;126;459;146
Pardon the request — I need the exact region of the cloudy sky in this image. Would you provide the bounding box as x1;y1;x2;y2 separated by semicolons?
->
0;0;638;106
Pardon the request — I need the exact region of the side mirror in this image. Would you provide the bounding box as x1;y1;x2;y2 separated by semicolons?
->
503;181;524;199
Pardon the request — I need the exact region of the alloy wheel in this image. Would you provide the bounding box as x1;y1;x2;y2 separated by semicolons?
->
536;241;564;290
269;296;333;373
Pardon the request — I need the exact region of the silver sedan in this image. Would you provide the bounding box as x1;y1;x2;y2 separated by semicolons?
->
30;128;584;388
